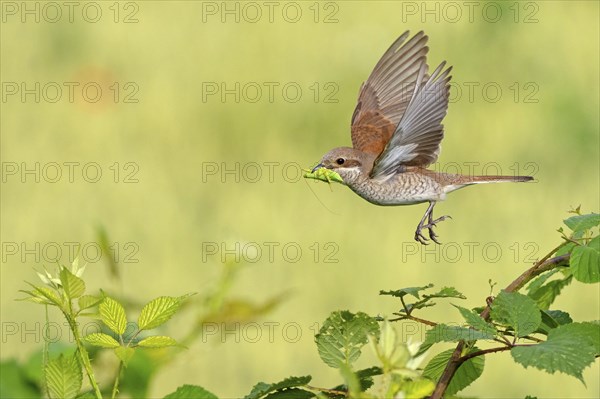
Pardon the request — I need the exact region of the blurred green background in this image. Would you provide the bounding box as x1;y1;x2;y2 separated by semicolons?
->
1;1;599;397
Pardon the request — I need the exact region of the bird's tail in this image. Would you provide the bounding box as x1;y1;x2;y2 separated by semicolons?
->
465;175;534;184
443;174;533;194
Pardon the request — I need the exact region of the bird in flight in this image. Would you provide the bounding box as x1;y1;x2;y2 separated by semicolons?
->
309;31;532;245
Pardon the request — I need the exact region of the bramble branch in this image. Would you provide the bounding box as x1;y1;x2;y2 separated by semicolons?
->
430;250;571;399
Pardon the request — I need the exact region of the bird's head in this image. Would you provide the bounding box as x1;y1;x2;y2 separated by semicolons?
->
312;147;376;183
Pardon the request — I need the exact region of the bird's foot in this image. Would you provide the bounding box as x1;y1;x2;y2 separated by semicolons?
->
414;227;430;245
416;215;452;245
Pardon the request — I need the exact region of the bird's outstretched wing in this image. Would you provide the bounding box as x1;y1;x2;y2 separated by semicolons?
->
351;31;429;156
370;57;453;179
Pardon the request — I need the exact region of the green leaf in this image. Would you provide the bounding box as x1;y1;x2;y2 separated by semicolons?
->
24;283;64;308
17;290;55;305
380;284;433;300
402;378;435;399
330;367;382;394
527;268;562;293
75;392;97;399
425;324;495;344
83;333;120;348
99;296;127;335
138;295;192;331
59;267;85;299
555;242;576;257
114;346;135;366
137;336;179;348
315;311;379;368
78;295;103;311
454;305;497;335
244;376;312;399
427;287;466;299
422;347;484;395
564;213;600;233
164;384;219;399
45;353;82;399
571;236;600;283
490;291;541;337
263;389;314;399
511;322;600;382
527;276;572;310
545;310;573;326
538;310;573;335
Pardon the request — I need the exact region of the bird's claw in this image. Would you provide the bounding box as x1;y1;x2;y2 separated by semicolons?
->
414;229;430;245
414;214;452;246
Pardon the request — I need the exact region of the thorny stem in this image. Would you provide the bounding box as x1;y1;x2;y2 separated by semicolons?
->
112;362;123;399
64;310;103;399
430;248;571;399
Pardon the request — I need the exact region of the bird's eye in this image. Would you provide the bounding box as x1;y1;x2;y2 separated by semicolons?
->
336;158;345;165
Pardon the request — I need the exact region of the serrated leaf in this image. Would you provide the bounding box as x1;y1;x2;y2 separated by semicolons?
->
545;310;573;326
78;295;103;311
45;353;82;399
527;276;572;310
315;311;379;368
99;296;127;335
264;388;315;399
25;283;64;308
527;268;562;293
564;213;600;233
138;295;190;331
422;347;484;395
490;291;541;337
571;236;600;283
425;324;495;345
511;322;599;382
83;333;120;348
59;267;85;298
426;287;466;300
380;284;434;299
244;376;312;399
538;310;574;335
454;305;497;335
114;346;135;366
137;336;179;348
17;290;54;305
164;384;219;399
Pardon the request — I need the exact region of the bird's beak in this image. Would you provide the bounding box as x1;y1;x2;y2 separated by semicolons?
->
311;163;324;173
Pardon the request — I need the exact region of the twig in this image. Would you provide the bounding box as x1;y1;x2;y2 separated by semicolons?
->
389;314;437;327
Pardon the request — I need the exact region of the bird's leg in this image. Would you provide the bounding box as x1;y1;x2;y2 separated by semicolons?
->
424;201;452;245
414;201;436;245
